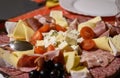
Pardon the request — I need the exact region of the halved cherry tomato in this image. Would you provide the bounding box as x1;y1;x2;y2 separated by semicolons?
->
47;44;55;51
34;46;46;54
55;24;66;32
81;39;96;50
30;31;43;45
80;26;95;39
38;24;50;32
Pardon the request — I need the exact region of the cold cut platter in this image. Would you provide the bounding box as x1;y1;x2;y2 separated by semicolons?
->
0;9;120;78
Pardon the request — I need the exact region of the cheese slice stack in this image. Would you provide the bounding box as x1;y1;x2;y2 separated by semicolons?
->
109;34;120;56
93;36;112;51
78;16;101;32
12;20;35;41
50;10;68;28
63;51;80;73
0;48;34;68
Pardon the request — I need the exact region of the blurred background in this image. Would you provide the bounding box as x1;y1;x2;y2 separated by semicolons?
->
0;0;40;19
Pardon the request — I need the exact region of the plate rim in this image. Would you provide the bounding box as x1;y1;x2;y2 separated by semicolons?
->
59;0;118;17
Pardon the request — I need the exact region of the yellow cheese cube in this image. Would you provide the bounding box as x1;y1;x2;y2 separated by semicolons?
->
36;40;44;46
0;48;34;68
50;10;68;27
65;36;77;45
56;34;65;42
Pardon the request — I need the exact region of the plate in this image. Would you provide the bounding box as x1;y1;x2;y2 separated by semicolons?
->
59;0;118;17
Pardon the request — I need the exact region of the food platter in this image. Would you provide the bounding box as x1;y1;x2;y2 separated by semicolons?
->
59;0;118;17
0;2;120;78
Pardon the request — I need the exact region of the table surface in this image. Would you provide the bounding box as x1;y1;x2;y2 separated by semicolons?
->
0;0;40;19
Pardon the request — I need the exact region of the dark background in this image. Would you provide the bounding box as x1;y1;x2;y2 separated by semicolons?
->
0;0;40;19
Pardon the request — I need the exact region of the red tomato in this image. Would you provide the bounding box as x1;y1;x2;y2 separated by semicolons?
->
47;44;55;51
30;31;43;45
81;39;96;50
34;46;46;54
55;24;66;32
80;26;95;39
38;24;50;32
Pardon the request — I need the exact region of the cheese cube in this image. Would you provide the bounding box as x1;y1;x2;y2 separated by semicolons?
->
58;41;73;51
50;10;68;27
70;66;92;78
36;40;44;46
65;36;77;45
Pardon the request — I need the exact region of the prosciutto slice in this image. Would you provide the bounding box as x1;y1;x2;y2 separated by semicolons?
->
0;33;9;44
103;22;120;37
80;49;114;68
93;21;107;37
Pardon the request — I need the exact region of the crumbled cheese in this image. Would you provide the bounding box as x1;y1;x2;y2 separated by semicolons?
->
66;29;80;40
77;37;84;43
44;36;57;48
42;30;58;47
58;41;68;50
71;45;79;51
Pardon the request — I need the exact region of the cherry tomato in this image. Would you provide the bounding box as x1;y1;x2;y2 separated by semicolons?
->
80;26;95;39
34;46;46;54
38;24;50;32
55;24;66;32
30;31;43;45
47;44;55;51
81;39;96;50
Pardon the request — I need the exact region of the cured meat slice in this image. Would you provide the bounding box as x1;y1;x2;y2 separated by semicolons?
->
0;33;9;44
90;57;120;78
25;17;42;31
93;21;107;37
0;67;29;78
80;49;114;68
0;67;23;76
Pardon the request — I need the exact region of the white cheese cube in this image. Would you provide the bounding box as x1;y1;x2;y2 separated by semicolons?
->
70;67;92;78
58;41;73;51
36;40;44;46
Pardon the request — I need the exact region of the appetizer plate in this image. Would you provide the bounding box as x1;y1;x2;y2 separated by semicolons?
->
59;0;118;17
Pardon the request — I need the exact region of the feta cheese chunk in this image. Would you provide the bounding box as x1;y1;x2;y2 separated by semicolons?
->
58;41;73;51
70;67;92;78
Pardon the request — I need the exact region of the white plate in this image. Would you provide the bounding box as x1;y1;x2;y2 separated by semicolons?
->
59;0;118;17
